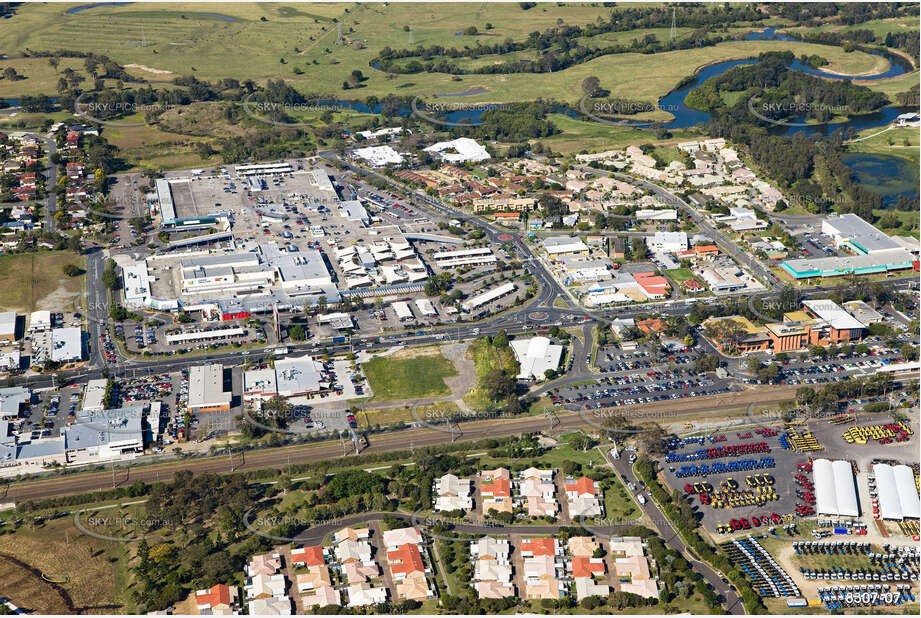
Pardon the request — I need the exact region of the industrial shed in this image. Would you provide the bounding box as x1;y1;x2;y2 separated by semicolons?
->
813;459;859;517
872;463;921;520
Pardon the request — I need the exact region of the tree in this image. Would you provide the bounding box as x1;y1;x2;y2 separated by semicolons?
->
757;362;780;384
481;369;515;401
796;386;815;406
101;258;119;290
745;356;763;375
581;76;601;96
62;263;82;277
288;324;306;341
704;318;746;354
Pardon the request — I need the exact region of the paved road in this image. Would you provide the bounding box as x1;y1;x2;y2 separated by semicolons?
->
84;249;109;369
40;135;58;233
606;449;744;614
574;163;781;291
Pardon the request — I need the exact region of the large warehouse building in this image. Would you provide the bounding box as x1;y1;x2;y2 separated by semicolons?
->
872;463;921;520
188;364;231;413
813;458;859;518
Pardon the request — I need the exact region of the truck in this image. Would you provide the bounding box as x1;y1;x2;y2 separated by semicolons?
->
332;336;346;344
637;494;647;505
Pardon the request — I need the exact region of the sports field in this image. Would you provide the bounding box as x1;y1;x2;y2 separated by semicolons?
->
0;251;86;313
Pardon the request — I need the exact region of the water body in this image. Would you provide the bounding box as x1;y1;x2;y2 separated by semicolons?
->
66;4;237;21
654;27;911;133
66;2;132;14
196;13;238;22
433;88;489;98
841;152;920;207
745;27;911;80
360;27;910;131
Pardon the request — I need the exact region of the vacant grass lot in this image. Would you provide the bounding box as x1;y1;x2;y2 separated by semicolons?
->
362;349;457;401
0;513;134;613
0;251;86;313
665;268;701;286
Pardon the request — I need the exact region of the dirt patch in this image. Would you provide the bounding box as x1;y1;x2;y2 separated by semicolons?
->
389;345;445;360
124;63;174;75
441;342;477;399
36;282;82;313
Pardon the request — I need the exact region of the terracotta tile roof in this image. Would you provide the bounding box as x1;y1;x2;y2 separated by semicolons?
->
387;543;425;576
292;545;325;567
196;584;234;610
571;557;606;578
481;477;511;497
565;477;596;496
521;537;556;556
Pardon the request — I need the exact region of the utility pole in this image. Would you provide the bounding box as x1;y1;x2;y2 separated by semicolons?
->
408;26;413;46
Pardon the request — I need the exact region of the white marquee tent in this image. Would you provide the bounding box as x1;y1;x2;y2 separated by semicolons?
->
813;459;859;518
872;463;921;520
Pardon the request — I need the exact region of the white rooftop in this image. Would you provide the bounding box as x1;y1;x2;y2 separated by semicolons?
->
423;137;490;162
275;355;324;396
510;336;564;380
353;145;403;166
802;299;866;331
0;312;15;338
813;458;859;518
51;327;82;362
188;364;230;409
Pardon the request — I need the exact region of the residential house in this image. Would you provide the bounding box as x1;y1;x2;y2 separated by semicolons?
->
296;566;332;592
333;527;370;544
244;573;287;600
382;527;423;552
518;468;558;518
247;553;282;577
196;584;240;616
291;546;325;568
395;571;433;602
481;468;514;514
346;583;388;608
247;596;292;615
342;560;380;584
610;538;660;599
565;477;604;518
434;473;473;512
387;543;426;582
301;586;340;609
